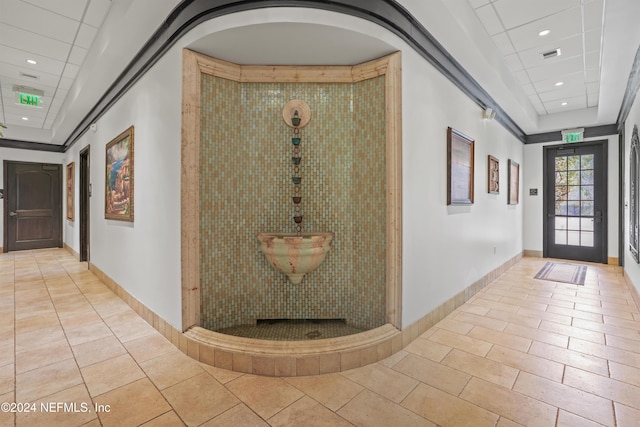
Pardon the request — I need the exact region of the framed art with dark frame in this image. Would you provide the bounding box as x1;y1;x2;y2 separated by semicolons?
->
488;155;499;194
66;162;74;221
447;127;475;205
105;126;134;221
508;159;519;205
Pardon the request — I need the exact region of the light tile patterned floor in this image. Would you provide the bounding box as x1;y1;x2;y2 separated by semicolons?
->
1;248;640;426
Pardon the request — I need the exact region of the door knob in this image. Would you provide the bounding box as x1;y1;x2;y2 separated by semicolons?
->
9;212;17;217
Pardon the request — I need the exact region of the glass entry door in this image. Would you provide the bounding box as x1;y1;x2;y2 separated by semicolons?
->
544;142;607;263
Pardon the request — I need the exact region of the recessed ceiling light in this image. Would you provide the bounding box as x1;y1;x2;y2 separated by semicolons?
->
21;117;29;121
555;81;564;86
561;102;568;106
538;29;551;36
26;59;37;65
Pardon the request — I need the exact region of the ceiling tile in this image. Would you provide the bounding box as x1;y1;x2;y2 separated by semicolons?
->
1;1;80;43
514;70;531;85
62;63;80;80
538;85;584;102
585;51;600;69
74;23;98;50
68;45;88;66
507;9;582;52
522;83;536;96
0;62;63;89
584;29;601;53
585;67;599;83
583;0;604;32
504;53;523;71
21;0;89;22
0;44;66;75
83;0;112;28
544;94;587;113
475;4;504;36
532;72;585;93
517;34;582;69
0;23;71;61
587;93;599;107
492;0;579;29
468;0;491;8
491;32;515;55
525;55;584;82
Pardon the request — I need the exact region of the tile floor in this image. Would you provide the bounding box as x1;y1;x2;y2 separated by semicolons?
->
1;249;640;426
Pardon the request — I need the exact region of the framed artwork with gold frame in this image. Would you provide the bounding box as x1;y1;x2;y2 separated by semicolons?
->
105;126;134;221
66;162;75;221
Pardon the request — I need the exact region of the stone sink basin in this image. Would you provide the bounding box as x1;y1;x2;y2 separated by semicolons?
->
256;232;334;284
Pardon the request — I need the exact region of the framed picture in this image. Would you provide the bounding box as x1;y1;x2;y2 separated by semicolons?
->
105;126;134;221
488;155;499;194
447;127;475;205
508;159;519;205
66;162;75;221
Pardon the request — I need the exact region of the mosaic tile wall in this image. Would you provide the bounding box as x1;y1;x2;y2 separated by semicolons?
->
199;75;387;331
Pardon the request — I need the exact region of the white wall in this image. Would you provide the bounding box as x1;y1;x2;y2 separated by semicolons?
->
54;7;523;330
623;93;640;293
523;135;619;259
0;148;64;248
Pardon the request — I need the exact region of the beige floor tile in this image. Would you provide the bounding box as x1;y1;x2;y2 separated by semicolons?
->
338;389;436;427
454;311;508;331
556;410;603;427
576;304;635;320
436;318;474;335
95;378;171;427
609;361;640;387
140;410;186;426
0;392;14;427
378;349;408;368
16;384;97;427
457;303;491;316
487;345;564;382
404;336;452;362
285;372;363;411
15;338;74;374
200;363;244;384
528;340;609;376
102;311;157;342
81;353;146;397
563;366;640;410
200;403;268;427
58;311;104;331
569;337;640;368
402;382;499;427
0;345;13;370
572;318;640;341
123;333;175;363
517;306;572;325
64;322;114;346
427;328;493;357
15;312;60;334
538;320;605;344
486;309;542;328
0;364;14;395
16;358;83;401
467;325;532;352
460;377;557;427
496;417;525;427
441;349;519;388
71;335;127;368
162;373;239;426
614;402;640;427
225;375;304;419
605;334;640;353
268;396;353;427
513;371;614;426
140;350;205;390
392;353;471;396
341;363;418;403
504;323;569;348
15;325;66;351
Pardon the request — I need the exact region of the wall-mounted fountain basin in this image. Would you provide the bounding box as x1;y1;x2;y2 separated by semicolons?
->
256;232;334;284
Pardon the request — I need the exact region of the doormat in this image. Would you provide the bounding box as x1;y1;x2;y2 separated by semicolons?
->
534;262;587;286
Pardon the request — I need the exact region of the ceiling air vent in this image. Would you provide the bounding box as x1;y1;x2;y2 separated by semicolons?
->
19;71;40;80
542;48;562;60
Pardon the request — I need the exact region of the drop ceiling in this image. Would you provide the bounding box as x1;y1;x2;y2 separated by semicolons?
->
0;0;639;146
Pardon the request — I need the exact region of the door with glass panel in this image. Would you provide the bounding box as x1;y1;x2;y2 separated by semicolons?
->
544;142;607;263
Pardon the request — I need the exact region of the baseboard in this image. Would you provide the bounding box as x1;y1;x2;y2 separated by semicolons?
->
63;242;80;260
608;257;619;266
87;251;524;376
523;250;543;257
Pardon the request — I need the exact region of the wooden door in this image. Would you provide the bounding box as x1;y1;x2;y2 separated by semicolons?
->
3;161;62;251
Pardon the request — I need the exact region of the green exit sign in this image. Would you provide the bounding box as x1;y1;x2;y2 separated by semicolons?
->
561;128;584;144
564;132;582;143
19;92;40;106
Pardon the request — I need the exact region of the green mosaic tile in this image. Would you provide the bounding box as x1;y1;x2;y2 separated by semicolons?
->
199;75;387;332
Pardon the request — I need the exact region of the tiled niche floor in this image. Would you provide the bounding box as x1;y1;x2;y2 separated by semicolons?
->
1;248;640;426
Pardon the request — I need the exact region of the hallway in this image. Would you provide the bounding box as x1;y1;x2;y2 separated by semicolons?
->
1;249;639;426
